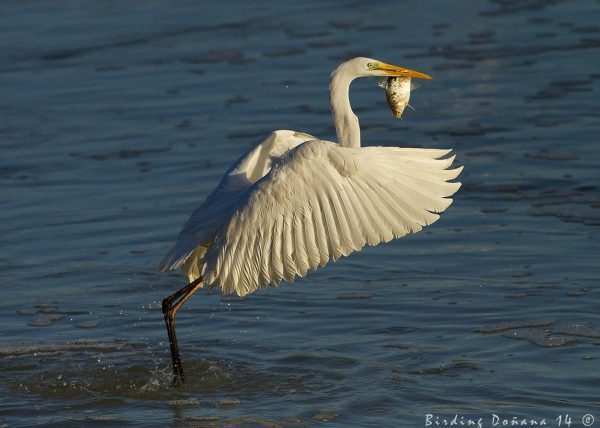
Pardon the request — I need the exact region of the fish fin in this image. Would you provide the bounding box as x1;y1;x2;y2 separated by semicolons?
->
410;82;421;91
378;79;388;89
407;104;415;111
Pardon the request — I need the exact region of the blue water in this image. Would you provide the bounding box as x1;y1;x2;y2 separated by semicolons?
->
1;1;599;427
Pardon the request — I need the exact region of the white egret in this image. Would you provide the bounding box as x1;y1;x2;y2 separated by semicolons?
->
158;57;462;382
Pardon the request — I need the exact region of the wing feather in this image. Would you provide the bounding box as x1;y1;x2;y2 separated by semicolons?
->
335;184;365;251
293;212;310;277
341;179;380;246
270;214;284;285
318;182;343;260
222;217;248;294
240;220;261;294
258;219;274;287
302;205;320;271
348;178;394;242
310;185;330;267
201;140;462;296
359;180;397;242
282;215;296;282
326;180;356;254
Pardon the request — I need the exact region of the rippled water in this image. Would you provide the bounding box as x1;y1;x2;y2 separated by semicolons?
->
1;0;599;426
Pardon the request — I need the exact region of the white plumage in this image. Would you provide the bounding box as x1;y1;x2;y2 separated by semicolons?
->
159;57;462;381
159;132;461;296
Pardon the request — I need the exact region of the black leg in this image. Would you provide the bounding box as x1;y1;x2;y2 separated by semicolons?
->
162;276;204;384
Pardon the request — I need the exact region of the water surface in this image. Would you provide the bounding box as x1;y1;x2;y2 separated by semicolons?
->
1;0;599;426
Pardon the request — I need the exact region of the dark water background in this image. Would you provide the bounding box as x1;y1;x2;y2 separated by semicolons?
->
1;0;599;427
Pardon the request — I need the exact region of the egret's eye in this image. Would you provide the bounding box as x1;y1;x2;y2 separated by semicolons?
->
367;62;377;70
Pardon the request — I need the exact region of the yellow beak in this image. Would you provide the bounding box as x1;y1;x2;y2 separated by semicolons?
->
377;62;432;80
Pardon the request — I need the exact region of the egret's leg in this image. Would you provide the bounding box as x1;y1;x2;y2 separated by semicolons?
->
162;276;204;383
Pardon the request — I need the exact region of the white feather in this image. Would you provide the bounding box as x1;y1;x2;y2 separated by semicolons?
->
160;133;462;297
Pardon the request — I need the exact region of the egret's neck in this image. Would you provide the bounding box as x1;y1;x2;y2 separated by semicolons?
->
329;71;360;148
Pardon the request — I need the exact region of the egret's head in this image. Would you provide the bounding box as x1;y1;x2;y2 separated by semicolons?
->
335;57;432;80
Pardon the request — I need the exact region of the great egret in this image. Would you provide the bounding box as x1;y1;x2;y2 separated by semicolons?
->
158;57;462;382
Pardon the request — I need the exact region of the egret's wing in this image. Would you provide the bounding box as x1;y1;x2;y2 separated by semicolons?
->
201;140;462;296
157;185;246;273
158;130;315;272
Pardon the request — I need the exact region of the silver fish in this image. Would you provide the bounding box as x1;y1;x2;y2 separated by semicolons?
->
378;76;415;119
